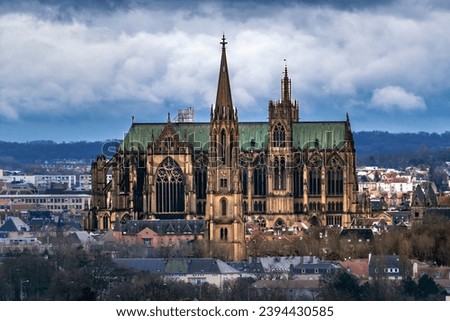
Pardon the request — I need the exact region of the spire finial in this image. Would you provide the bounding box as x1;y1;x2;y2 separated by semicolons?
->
221;34;227;50
167;112;171;123
284;58;288;77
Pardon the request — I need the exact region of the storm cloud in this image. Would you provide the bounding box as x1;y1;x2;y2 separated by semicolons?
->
1;0;449;141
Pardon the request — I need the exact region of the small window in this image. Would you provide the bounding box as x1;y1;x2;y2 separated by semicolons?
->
220;179;228;188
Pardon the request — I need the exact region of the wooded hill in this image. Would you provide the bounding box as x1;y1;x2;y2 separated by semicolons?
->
1;131;450;169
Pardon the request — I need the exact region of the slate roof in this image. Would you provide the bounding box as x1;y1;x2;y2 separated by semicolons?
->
424;208;450;219
116;219;205;236
28;217;49;227
227;259;264;275
252;279;320;289
114;258;166;273
338;228;374;240
65;231;97;244
228;256;326;275
119;120;349;153
291;262;342;275
113;258;240;275
0;217;30;232
368;255;407;278
411;183;438;207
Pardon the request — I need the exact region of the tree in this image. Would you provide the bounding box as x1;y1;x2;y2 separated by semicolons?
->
417;274;445;300
319;270;363;300
221;278;254;300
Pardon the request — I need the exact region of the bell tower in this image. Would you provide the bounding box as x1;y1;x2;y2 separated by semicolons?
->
266;63;300;222
207;35;245;261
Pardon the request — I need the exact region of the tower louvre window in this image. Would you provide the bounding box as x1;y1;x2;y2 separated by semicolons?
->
221;198;227;216
220;178;228;188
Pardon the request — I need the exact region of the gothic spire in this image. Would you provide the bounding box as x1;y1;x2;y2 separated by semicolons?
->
281;60;291;104
215;34;234;120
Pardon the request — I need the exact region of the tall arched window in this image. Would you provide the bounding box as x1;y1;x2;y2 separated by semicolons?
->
253;155;267;196
156;157;185;213
194;157;207;199
221;198;227;216
239;156;248;196
327;156;344;196
273;156;286;190
221;129;226;165
229;131;234;166
220;228;228;240
242;201;248;214
293;165;303;198
102;215;109;230
294;202;303;213
273;123;285;147
308;168;322;195
241;168;248;196
308;155;322;196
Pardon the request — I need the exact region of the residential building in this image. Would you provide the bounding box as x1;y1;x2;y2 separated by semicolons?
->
368;254;412;280
113;257;241;289
0;192;91;212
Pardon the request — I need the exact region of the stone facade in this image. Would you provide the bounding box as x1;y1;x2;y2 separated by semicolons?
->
87;36;362;261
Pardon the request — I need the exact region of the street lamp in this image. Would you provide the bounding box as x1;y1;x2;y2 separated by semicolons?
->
20;280;29;301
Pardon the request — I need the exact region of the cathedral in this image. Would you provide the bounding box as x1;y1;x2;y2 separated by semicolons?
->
87;36;361;261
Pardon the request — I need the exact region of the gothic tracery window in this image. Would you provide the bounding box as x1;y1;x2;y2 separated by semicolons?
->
194;156;207;199
239;156;248;196
156;157;185;213
253;155;267;196
327;156;344;196
273;156;286;190
273;122;286;147
293;165;303;198
308;155;322;196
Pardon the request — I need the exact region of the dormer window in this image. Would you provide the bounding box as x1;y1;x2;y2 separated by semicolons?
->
164;137;173;149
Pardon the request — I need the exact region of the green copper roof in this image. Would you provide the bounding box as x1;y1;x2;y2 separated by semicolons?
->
120;121;348;152
292;122;347;150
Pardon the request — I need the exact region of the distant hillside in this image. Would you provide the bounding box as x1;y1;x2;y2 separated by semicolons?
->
353;131;450;168
1;131;450;169
354;131;450;156
0;140;117;167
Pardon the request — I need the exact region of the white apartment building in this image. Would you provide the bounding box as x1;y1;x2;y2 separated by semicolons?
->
0;174;77;190
0;193;91;212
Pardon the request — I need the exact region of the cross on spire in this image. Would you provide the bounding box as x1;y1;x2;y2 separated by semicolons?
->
221;34;227;50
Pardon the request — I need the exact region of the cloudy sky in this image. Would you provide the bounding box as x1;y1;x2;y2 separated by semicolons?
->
1;0;450;142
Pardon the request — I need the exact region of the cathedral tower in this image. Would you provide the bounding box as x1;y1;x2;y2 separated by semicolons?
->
266;64;300;226
207;35;245;261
